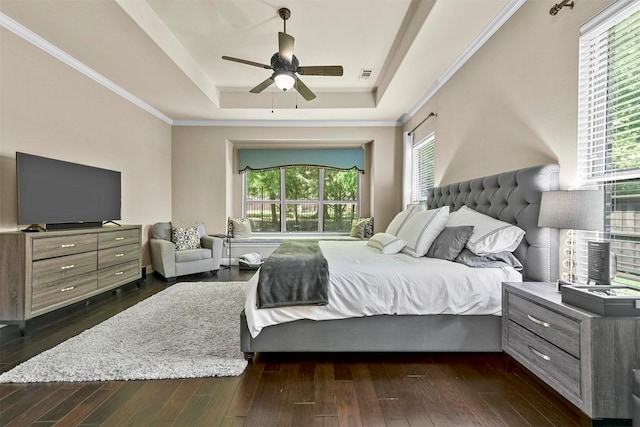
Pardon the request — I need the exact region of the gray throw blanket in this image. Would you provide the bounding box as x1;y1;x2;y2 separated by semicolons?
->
257;240;329;309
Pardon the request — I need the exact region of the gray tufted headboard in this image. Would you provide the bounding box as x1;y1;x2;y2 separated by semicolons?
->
427;164;559;282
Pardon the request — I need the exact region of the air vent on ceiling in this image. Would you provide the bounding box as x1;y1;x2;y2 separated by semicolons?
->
359;68;374;80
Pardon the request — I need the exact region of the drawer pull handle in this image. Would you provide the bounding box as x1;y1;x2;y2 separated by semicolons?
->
529;345;551;361
527;314;550;328
115;237;125;241
114;271;124;276
115;253;125;257
60;244;76;248
60;264;75;270
60;286;75;292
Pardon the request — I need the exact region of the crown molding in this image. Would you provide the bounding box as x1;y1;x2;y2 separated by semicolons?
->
400;0;526;125
2;0;524;130
173;120;400;127
0;12;173;125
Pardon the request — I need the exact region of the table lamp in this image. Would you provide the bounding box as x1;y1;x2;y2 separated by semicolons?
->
538;190;604;282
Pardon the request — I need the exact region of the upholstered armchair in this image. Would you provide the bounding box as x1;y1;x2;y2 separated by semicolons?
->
150;222;223;280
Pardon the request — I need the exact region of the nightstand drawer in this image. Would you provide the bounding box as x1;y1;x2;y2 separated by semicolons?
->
508;293;580;358
508;320;581;398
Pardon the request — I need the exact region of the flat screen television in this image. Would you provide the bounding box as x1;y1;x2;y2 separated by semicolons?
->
17;152;121;231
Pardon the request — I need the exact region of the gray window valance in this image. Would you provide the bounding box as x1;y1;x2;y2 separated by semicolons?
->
238;148;365;173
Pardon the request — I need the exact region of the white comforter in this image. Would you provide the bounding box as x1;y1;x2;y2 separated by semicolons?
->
244;240;522;337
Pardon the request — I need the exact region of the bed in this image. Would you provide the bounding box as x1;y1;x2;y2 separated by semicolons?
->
240;164;560;359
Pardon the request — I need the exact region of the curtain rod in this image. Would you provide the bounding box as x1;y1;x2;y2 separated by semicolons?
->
408;112;437;135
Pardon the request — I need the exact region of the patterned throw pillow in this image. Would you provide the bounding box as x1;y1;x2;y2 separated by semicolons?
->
350;217;374;238
172;225;201;251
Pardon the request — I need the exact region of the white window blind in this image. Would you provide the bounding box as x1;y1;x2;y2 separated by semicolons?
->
576;0;640;286
411;133;435;204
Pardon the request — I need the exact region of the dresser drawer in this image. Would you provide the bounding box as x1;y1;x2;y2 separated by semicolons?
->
508;320;581;398
31;271;97;313
98;229;139;249
508;293;580;358
98;244;139;269
98;260;140;289
32;252;97;287
32;234;97;260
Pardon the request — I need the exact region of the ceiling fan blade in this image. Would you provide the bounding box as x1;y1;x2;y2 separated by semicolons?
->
278;32;295;63
298;65;344;76
250;77;275;94
222;56;272;70
294;77;316;101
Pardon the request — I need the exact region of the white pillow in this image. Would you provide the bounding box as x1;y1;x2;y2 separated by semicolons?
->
446;206;525;255
397;206;450;257
229;217;252;238
367;233;407;254
385;204;425;236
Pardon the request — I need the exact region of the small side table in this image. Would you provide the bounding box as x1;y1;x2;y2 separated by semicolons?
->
502;281;640;423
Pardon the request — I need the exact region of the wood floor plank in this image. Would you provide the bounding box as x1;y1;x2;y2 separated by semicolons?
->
244;370;286;426
173;393;211;426
122;380;183;426
291;402;315;427
198;377;241;426
270;363;302;427
225;356;265;417
314;362;337;416
395;377;437;427
314;414;340;426
333;360;353;381
350;363;386;427
35;383;103;424
335;380;362;426
0;384;57;425
4;384;74;427
0;384;23;401
79;380;145;426
52;389;115;427
421;361;481;426
150;379;202;424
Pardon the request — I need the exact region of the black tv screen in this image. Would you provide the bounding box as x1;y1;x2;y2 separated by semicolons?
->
17;152;121;228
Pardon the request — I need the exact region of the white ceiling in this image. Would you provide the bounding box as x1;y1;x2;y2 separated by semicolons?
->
0;0;521;124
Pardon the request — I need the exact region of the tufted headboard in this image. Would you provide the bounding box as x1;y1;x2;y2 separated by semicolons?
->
427;164;560;282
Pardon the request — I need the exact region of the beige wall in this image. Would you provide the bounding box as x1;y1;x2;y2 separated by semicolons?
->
171;126;402;234
404;0;612;189
0;28;172;266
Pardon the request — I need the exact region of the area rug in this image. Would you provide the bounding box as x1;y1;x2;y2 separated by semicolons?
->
0;281;248;383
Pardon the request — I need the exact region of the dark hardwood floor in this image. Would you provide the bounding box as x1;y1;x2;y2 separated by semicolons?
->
0;267;590;426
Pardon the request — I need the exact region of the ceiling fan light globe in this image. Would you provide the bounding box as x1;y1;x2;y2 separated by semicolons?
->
274;72;295;91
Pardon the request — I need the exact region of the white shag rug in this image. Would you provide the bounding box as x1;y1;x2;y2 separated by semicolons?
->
0;281;248;383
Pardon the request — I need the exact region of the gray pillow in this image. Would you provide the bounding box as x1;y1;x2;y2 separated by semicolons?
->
455;248;523;270
426;226;474;261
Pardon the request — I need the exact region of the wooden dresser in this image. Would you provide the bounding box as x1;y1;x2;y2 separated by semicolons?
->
0;225;142;334
503;281;640;422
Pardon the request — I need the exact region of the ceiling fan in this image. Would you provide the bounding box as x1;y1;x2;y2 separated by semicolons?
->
221;7;343;101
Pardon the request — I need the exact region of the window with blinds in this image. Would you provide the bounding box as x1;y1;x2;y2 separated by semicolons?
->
411;133;435;204
576;0;640;286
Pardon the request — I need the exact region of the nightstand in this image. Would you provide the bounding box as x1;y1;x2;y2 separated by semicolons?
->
502;282;640;423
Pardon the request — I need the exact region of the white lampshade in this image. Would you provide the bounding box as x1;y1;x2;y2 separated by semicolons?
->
274;71;295;91
538;190;604;231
